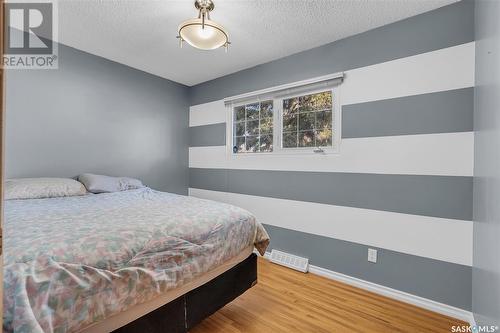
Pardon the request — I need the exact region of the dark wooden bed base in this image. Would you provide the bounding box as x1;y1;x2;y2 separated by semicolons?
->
113;253;258;333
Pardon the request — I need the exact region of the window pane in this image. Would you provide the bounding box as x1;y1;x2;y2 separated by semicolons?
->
311;91;332;110
261;100;273;118
247;119;259;135
316;110;332;129
260;135;273;152
260;117;273;135
283;132;297;148
233;136;245;153
246;103;259;120
296;91;332;112
234;121;245;136
283;114;297;132
299;112;314;131
234;106;245;121
315;129;332;146
283;97;299;116
282;90;333;150
246;135;259;152
299;130;315;147
233;101;274;153
299;95;314;112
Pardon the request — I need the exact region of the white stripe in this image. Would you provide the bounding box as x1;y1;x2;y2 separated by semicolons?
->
189;188;473;266
189;43;475;127
341;42;475;105
189;100;226;127
189;132;474;176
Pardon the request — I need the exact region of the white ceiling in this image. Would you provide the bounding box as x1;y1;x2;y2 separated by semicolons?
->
57;0;458;86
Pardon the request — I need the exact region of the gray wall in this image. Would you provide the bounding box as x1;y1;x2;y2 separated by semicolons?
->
473;0;500;327
6;42;190;194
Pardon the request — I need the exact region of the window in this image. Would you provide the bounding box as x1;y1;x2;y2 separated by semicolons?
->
227;74;341;155
232;100;274;153
281;90;333;149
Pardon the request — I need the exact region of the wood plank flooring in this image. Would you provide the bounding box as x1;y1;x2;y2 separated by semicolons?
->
191;257;468;333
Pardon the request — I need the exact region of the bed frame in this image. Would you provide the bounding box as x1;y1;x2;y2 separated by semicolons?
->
112;253;257;333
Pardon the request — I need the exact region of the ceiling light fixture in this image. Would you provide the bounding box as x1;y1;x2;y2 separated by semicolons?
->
177;0;230;51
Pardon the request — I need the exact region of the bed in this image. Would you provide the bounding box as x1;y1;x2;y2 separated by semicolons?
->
3;187;269;333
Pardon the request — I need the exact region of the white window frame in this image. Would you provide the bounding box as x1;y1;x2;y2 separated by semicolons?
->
229;97;276;155
225;73;343;157
275;86;341;155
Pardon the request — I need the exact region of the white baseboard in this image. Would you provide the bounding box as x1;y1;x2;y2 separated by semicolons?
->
257;251;474;325
468;312;477;329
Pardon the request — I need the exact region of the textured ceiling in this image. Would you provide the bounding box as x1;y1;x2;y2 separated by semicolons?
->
57;0;458;86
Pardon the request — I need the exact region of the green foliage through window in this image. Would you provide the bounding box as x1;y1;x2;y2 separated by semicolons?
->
233;101;274;153
282;91;333;148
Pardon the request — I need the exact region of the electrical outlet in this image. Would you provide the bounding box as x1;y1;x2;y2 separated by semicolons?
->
368;248;377;263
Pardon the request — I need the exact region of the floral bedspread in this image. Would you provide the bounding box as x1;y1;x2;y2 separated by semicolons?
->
3;188;269;333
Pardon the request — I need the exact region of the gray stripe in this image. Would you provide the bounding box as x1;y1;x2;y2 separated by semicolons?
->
189;123;226;147
190;168;228;193
189;168;473;220
263;224;471;310
188;89;474;144
342;88;474;138
189;1;474;105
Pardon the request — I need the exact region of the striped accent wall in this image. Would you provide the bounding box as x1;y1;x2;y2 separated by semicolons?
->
188;1;474;311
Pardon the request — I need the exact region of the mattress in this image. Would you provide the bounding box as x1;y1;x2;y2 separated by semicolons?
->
79;245;254;333
3;188;269;333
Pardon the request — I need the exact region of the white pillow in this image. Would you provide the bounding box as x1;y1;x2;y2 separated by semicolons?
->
78;174;144;194
5;178;87;200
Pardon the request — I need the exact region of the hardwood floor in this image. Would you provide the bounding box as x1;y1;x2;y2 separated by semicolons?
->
191;258;468;333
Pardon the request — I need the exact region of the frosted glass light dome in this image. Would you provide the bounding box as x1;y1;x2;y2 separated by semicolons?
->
178;18;228;50
176;0;230;51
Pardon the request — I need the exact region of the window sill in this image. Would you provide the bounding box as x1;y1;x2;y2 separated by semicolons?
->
229;148;340;157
